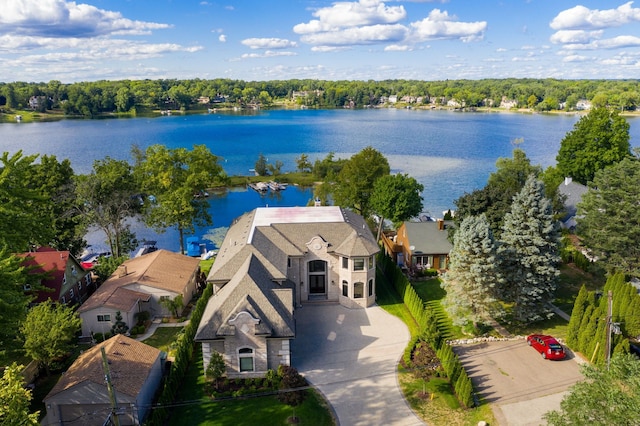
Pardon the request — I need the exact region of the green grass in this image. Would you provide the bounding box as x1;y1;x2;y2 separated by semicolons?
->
376;271;496;426
555;263;605;314
411;278;462;339
376;270;420;337
142;327;184;353
168;346;335;425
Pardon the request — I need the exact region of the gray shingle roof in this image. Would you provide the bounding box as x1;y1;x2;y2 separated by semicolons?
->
195;254;294;341
557;179;588;220
403;221;453;255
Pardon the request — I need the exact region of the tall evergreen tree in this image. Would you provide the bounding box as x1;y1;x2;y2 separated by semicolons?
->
566;285;589;348
498;175;560;324
441;214;502;328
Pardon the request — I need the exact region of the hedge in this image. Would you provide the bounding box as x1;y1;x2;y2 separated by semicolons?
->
377;252;475;408
147;282;214;425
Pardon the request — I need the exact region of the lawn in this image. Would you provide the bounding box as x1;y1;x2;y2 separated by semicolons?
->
168;346;335;426
375;271;496;426
141;327;184;353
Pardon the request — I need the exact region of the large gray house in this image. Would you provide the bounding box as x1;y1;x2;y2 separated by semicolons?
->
195;206;379;378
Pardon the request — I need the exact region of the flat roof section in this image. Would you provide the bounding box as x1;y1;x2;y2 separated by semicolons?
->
249;206;345;242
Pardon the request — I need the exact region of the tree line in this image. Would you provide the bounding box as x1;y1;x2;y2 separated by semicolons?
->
2;78;640;116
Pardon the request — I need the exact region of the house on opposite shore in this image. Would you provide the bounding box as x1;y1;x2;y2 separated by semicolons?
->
195;206;379;378
381;219;453;272
557;177;588;230
18;247;93;306
43;334;163;426
78;250;202;337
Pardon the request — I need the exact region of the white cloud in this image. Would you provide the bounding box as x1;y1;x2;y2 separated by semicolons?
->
550;30;603;44
300;23;407;46
550;2;640;30
0;0;171;38
293;0;406;34
241;38;298;49
311;46;351;52
219;34;227;43
384;44;412;51
409;9;487;42
562;54;589;62
560;35;640;50
239;50;297;59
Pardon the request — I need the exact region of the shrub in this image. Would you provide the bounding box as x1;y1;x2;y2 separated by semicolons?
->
135;311;150;325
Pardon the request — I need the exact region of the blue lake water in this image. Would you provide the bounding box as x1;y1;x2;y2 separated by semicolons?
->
2;108;639;252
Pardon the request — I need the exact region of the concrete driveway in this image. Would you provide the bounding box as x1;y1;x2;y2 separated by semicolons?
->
291;303;423;426
454;339;585;426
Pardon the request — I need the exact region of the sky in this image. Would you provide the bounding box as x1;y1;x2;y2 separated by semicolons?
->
2;0;640;83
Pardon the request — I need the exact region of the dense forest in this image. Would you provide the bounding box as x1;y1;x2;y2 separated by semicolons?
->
1;78;640;117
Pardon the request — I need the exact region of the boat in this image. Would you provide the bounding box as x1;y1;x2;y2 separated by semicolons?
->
248;182;268;192
268;181;287;191
15;115;22;122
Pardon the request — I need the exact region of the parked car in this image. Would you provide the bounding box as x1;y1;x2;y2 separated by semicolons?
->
526;334;566;360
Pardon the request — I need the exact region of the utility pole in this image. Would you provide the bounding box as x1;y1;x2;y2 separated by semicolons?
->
101;347;121;426
605;290;613;370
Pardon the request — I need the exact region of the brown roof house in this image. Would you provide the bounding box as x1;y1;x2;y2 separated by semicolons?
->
43;334;163;425
195;206;379;378
78;250;201;337
381;219;453;272
18;247;93;305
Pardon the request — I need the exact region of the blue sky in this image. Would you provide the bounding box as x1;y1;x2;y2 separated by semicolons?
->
2;0;640;82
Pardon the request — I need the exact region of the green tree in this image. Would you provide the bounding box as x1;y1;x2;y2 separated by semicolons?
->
370;173;424;240
110;310;129;335
0;151;54;251
455;149;541;236
441;214;502;329
276;365;308;419
134;144;226;254
160;294;184;318
92;255;128;284
0;248;42;340
25;155;85;255
0;363;39;426
295;154;312;173
21;302;82;375
566;285;589;348
498;175;560;324
205;351;226;389
254;153;268;176
75;157;140;258
332;147;390;218
556;107;630;185
544;353;640;426
577;157;640;275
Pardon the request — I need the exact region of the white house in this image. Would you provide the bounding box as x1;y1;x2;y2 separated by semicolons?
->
195;206;380;378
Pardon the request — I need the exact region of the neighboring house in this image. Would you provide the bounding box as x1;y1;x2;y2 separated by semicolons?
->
43;334;163;426
195;206;379;378
381;219;453;272
78;250;202;337
18;247;93;305
557;177;588;230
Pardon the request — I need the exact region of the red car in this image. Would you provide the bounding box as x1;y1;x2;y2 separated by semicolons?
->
526;334;566;360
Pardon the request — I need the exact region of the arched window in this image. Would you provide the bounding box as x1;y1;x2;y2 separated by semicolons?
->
342;280;348;297
354;282;364;299
308;260;327;294
238;347;254;372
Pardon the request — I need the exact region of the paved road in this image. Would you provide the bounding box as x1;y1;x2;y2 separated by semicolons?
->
454;339;585;426
292;304;424;426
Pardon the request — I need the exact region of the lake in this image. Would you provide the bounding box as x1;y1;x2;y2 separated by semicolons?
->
2;108;639;252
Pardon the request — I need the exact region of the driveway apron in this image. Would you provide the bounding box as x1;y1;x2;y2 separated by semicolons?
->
292;303;424;426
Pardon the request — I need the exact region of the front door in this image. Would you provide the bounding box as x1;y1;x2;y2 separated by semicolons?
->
309;275;326;294
308;260;327;295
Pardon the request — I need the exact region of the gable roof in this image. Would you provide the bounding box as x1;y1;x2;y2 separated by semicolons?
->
557;177;588;220
18;248;86;303
78;250;198;313
208;206;379;284
45;334;161;400
195;254;294;341
402;221;453;255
